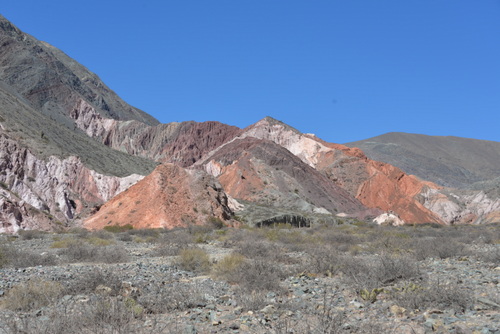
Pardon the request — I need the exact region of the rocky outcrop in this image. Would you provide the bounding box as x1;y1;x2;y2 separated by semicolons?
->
373;212;405;226
420;188;500;225
84;164;233;230
0;132;143;232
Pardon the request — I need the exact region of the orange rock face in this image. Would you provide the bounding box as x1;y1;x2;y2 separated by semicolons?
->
315;143;443;224
84;164;233;230
244;117;445;224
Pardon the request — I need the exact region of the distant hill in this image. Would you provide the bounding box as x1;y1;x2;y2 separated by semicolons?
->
346;133;500;192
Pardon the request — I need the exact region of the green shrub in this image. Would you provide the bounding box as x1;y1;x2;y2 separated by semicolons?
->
103;224;134;233
51;237;81;248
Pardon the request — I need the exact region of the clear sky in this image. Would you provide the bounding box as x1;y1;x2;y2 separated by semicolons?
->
2;1;500;143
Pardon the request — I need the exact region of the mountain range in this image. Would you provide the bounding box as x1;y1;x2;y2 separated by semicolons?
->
0;15;498;233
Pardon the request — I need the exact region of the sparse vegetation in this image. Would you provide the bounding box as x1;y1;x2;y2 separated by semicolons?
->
0;223;497;332
103;224;134;233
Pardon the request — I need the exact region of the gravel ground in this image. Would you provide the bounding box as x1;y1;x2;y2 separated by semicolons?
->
0;230;498;334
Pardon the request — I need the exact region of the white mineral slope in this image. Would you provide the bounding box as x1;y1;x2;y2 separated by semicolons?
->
0;132;143;233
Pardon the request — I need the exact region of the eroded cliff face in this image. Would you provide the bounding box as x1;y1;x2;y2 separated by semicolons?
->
70;99;241;166
420;188;500;225
0;132;143;233
84;164;233;230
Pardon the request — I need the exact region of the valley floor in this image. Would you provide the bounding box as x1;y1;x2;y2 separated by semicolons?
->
0;223;498;333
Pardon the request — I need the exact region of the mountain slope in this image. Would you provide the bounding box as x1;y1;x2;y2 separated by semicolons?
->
346;132;500;190
196;136;374;218
0;15;158;127
0;16;161;232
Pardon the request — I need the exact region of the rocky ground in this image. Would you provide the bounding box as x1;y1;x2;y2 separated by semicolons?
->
0;223;498;334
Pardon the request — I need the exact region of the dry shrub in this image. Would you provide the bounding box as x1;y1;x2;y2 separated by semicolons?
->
77;296;140;333
341;254;420;293
0;297;164;334
1;278;63;311
410;237;467;260
176;248;211;273
235;259;286;293
3;249;58;268
233;288;268;311
64;269;122;296
89;230;114;240
60;243;129;264
138;282;207;313
391;280;473;313
18;229;47;240
154;228;194;256
127;228;161;239
236;239;291;264
473;247;500;266
51;237;80;248
303;244;342;276
211;253;245;282
103;224;134;233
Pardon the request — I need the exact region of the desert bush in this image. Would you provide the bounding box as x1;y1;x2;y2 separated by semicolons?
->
51;237;80;248
18;229;47;240
236;259;286;293
1;278;63;311
67;227;90;238
81;296;140;330
3;248;57;268
90;230;114;240
410;237;467;260
233;288;268;311
127;228;161;238
390;280;473;313
138;282;207;313
236;239;280;259
211;253;245;282
117;232;133;242
154;229;194;256
472;247;500;266
341;254;420;295
87;236;116;246
159;228;194;245
0;297;165;334
60;243;129;263
103;224;134;233
176;248;211;273
64;269;122;296
207;216;225;229
304;244;342;276
0;246;7;268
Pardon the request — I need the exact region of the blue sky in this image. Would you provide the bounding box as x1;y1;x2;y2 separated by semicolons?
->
2;1;500;143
